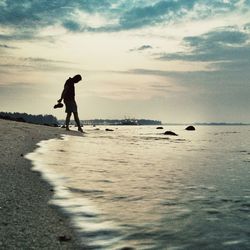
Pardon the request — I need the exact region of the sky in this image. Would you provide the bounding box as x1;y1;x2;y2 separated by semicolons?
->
0;0;250;123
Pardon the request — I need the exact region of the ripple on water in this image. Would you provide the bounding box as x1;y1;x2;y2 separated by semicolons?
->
188;195;208;203
166;245;189;250
127;196;144;202
203;208;221;215
95;179;113;183
222;239;246;246
112;196;129;201
164;206;192;219
206;217;220;222
175;208;193;217
183;185;198;191
238;203;250;212
200;185;218;192
171;139;187;144
141;136;170;141
161;200;179;206
68;187;104;195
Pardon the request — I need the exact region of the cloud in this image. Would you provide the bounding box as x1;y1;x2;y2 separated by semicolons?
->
130;60;248;80
0;0;111;27
1;0;250;36
62;20;82;32
0;31;36;41
184;29;248;47
244;22;250;31
0;0;112;36
0;30;57;43
23;57;70;64
130;45;153;52
0;56;76;72
118;0;196;30
160;44;250;62
158;25;250;71
209;59;250;71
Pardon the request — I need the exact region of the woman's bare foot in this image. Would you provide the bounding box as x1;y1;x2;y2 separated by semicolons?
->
78;127;84;133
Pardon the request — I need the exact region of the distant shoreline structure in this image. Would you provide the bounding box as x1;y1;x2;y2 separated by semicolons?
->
0;112;162;126
59;118;162;126
1;112;249;126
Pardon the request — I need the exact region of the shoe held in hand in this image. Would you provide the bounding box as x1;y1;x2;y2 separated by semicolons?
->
54;103;64;109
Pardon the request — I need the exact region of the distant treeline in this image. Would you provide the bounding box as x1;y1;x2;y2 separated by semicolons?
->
0;112;59;126
58;119;162;126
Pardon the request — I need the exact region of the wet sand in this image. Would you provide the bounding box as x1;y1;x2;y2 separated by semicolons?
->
0;119;85;249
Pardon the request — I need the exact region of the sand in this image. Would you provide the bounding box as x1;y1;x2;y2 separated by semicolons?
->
0;119;85;249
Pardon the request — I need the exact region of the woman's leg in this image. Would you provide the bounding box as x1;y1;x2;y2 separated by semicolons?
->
73;112;83;132
65;112;72;130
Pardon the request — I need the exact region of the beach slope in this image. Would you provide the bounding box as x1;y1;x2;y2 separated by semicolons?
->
0;119;83;249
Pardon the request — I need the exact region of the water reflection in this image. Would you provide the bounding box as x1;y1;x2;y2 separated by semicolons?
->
26;126;250;249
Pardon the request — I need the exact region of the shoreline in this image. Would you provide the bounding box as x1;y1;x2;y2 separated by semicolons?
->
0;119;85;249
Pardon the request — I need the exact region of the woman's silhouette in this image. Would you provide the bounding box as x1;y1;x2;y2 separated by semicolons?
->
58;74;83;132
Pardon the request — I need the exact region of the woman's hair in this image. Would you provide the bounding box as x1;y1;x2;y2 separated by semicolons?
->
72;74;82;83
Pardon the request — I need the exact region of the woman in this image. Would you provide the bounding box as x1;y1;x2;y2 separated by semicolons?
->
58;74;83;132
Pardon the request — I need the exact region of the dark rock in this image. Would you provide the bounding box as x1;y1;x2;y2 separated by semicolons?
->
156;126;164;129
20;154;24;157
58;235;71;242
119;247;135;250
164;131;178;136
105;128;114;132
185;126;195;131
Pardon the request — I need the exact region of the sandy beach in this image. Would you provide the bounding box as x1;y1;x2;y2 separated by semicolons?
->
0;119;84;249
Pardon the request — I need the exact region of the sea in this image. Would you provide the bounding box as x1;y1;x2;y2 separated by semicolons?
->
26;125;250;250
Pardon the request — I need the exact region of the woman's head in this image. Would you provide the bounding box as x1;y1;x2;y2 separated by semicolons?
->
72;74;82;83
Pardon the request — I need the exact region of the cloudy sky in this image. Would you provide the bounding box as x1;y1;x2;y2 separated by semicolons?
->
0;0;250;123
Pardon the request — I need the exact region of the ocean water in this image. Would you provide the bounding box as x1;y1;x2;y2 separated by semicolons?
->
26;125;250;250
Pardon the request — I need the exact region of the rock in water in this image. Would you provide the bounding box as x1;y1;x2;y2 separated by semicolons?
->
156;126;164;129
164;131;178;136
105;128;114;132
58;235;71;242
185;126;195;131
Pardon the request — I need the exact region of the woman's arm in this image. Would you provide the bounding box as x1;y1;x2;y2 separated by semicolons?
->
58;85;69;102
